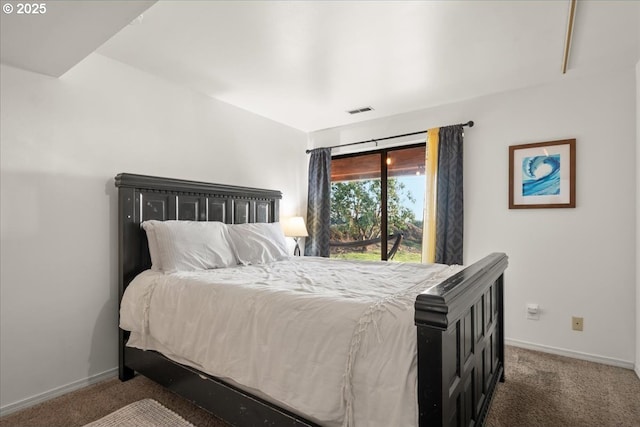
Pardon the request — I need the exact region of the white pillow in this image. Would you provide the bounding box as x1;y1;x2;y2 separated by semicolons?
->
227;222;289;265
142;223;162;271
141;220;237;273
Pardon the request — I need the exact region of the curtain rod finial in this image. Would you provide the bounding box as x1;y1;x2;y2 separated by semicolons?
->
467;121;474;127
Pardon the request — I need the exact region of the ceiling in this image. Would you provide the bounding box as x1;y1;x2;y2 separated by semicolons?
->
0;1;156;77
2;1;639;132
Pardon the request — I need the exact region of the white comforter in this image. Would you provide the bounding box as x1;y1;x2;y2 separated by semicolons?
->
120;257;461;427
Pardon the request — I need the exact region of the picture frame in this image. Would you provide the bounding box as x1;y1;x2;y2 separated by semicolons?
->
509;139;575;209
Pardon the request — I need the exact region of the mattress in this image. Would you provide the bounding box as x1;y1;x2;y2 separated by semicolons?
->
120;257;462;427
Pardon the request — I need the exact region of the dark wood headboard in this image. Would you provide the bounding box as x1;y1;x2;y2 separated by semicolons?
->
115;173;282;296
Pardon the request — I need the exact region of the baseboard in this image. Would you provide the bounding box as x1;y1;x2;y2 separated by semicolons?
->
505;338;635;370
635;365;640;380
0;367;118;417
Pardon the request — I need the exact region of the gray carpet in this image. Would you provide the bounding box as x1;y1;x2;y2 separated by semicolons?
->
486;347;640;427
2;346;639;427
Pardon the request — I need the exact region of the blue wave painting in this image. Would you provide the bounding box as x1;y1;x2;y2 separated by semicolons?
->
522;154;561;196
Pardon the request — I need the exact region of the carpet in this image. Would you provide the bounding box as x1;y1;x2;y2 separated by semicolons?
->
83;398;195;427
2;346;638;427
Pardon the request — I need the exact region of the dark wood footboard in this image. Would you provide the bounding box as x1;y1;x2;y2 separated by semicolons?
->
415;252;507;427
116;173;507;427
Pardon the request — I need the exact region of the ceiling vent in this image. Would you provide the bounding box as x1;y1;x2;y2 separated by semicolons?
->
347;106;374;115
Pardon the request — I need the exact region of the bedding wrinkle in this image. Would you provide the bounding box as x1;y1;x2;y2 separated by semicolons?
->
139;274;174;350
140;279;155;350
120;259;462;427
340;264;461;427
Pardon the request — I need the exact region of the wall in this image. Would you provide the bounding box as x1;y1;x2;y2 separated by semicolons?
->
0;54;308;412
311;67;637;367
636;58;640;378
635;5;640;378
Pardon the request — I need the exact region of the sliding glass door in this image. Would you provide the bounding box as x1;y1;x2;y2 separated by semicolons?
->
386;146;425;262
330;152;381;260
330;144;425;262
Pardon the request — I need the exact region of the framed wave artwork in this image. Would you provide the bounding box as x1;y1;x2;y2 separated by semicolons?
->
509;139;576;209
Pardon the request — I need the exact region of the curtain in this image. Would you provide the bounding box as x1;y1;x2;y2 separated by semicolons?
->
422;125;464;265
304;148;332;257
434;125;464;265
422;128;439;263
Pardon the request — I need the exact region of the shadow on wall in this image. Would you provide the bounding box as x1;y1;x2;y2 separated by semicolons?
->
0;171;119;406
88;178;120;378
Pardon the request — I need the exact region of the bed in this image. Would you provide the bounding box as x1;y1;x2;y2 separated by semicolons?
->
116;173;508;427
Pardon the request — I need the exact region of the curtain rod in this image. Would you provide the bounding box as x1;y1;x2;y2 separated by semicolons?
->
305;120;474;154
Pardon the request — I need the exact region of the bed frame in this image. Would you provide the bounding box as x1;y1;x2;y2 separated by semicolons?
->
116;173;508;427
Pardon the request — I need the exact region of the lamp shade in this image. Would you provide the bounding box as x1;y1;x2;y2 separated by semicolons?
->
282;216;308;238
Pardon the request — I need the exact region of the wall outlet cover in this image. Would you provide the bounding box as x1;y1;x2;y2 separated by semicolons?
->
526;303;540;320
572;316;584;331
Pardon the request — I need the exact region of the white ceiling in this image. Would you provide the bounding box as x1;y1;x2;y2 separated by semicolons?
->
2;1;639;132
0;1;156;77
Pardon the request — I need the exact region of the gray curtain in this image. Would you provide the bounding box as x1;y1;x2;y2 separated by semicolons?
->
435;125;464;265
304;148;332;257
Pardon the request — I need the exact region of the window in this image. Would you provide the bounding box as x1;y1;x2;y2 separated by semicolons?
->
330;144;425;262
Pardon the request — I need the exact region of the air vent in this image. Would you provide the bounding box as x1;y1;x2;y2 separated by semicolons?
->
347;106;374;115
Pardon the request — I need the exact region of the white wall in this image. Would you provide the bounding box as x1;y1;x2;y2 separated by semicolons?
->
311;67;637;367
635;4;640;379
636;58;640;378
0;54;308;411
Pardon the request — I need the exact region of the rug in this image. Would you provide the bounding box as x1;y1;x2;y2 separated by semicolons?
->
83;398;195;427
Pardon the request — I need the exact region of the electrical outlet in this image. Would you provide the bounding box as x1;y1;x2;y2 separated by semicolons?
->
572;316;583;331
526;303;540;320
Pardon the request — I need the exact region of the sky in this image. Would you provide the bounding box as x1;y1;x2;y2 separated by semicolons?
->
398;174;425;220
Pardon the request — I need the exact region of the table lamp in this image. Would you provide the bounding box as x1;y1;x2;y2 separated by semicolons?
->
282;216;308;256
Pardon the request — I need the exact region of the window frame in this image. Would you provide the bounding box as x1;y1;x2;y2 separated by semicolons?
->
330;142;425;261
